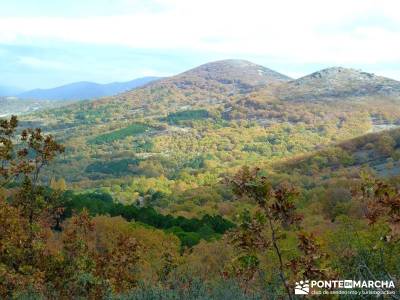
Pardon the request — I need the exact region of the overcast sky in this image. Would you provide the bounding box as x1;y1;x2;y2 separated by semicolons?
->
1;0;400;89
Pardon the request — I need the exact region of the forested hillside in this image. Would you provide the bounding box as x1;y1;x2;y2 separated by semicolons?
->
17;60;400;218
2;60;400;298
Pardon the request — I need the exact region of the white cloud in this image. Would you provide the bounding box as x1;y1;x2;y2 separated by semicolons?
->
1;0;400;66
17;56;74;70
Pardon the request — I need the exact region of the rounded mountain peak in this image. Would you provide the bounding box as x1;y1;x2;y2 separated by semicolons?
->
178;59;292;87
278;67;400;100
300;67;379;82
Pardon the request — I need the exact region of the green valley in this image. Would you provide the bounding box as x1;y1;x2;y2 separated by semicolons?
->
2;59;400;299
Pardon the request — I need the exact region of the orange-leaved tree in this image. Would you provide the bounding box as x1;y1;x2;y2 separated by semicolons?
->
0;115;64;297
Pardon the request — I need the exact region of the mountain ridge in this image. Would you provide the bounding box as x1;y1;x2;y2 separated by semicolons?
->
273;66;400;101
108;62;400;114
93;59;293;114
18;76;161;100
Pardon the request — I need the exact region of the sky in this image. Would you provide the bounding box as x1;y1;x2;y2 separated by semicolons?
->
1;0;400;90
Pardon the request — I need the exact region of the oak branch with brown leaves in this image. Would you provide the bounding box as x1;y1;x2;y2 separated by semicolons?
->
1;115;65;186
227;167;329;299
0;116;65;296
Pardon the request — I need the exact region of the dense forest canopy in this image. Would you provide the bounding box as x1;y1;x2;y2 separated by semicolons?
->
2;60;400;298
19;62;400;219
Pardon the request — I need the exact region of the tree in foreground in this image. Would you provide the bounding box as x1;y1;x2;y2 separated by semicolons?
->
227;167;330;299
0;116;64;297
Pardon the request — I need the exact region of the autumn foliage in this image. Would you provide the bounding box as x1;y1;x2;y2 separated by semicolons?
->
1;117;400;298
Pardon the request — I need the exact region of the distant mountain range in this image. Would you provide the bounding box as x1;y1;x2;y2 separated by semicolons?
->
17;77;161;100
7;60;400;103
83;59;400;113
5;59;400;117
0;76;161;116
